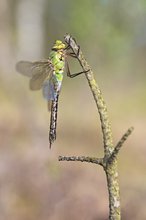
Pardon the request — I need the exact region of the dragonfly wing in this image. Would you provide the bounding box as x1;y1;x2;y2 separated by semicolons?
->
42;78;57;101
16;61;35;77
42;78;57;112
48;100;52;112
16;60;53;90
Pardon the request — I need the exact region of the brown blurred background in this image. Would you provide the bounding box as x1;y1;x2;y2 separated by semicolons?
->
0;0;146;219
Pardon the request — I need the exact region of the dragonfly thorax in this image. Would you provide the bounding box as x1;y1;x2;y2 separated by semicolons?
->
50;50;65;73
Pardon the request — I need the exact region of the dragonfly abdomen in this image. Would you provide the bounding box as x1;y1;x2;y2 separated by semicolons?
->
49;92;59;148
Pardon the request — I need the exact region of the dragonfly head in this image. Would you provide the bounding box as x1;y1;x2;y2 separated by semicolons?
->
52;40;66;50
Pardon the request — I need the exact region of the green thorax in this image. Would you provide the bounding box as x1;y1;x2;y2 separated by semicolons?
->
49;40;66;82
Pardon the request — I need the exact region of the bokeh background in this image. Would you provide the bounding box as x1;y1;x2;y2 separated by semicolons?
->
0;0;146;219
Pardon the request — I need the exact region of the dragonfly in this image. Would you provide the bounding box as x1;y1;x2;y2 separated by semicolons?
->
16;40;86;148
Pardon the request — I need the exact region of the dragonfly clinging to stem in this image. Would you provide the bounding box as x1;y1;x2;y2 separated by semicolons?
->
16;40;87;148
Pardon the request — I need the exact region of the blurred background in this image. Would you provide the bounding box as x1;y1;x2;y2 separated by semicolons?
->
0;0;146;219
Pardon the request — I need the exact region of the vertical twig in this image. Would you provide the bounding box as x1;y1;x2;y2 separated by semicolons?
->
65;34;113;157
58;34;134;220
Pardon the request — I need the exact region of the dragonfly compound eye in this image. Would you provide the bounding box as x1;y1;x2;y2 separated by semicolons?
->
53;40;66;50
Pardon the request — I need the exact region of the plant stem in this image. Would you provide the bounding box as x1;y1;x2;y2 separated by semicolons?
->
65;34;113;157
58;34;134;220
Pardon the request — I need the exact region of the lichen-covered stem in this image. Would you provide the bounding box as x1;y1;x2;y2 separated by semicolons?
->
104;160;121;220
64;34;122;220
58;155;103;165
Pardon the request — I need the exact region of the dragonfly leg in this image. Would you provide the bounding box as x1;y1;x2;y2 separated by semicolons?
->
68;52;77;58
65;45;71;50
66;60;89;78
67;46;80;58
67;70;89;78
66;42;89;78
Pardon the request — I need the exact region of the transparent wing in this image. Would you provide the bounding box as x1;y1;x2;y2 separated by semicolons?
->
16;60;53;90
42;78;57;112
42;78;57;101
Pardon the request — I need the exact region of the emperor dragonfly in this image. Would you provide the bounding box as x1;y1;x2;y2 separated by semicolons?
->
16;40;84;148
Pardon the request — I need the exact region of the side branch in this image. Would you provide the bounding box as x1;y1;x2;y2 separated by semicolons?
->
58;156;103;166
109;127;134;161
